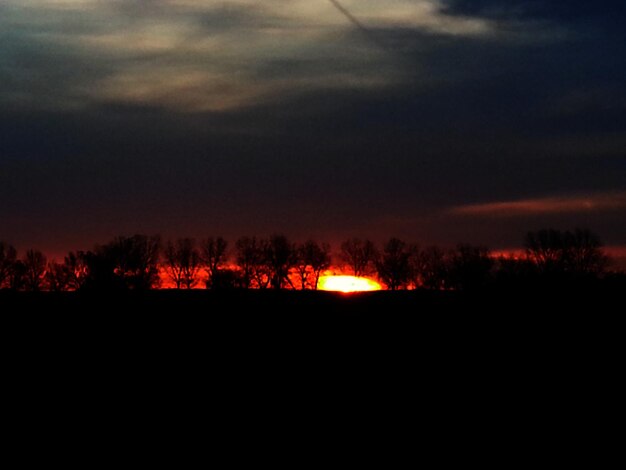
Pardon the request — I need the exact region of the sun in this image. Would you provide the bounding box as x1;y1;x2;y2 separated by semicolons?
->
318;275;381;293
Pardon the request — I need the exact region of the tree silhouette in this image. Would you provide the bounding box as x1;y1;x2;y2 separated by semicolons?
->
340;238;379;277
83;235;161;290
42;252;88;292
202;237;228;289
0;242;17;289
524;229;565;274
164;238;201;289
64;251;88;290
495;255;537;286
45;260;72;292
563;229;608;276
8;260;27;291
377;238;412;290
411;246;449;290
1;228;617;293
294;240;331;290
448;244;494;291
82;249;120;291
23;249;47;291
114;235;161;290
236;236;270;289
525;228;607;277
266;234;296;290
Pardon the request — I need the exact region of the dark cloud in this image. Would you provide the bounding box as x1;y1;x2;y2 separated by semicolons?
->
442;0;626;22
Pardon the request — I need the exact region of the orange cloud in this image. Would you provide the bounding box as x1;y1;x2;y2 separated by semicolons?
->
450;192;626;216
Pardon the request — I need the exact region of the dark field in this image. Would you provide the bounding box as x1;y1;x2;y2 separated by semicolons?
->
2;284;623;340
2;282;623;314
2;286;621;420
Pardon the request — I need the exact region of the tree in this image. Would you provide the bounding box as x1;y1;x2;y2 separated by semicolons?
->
113;235;161;290
43;252;88;292
524;229;566;274
23;249;47;291
45;261;72;292
8;260;27;291
377;238;412;290
64;251;88;290
236;236;270;289
266;234;295;290
294;240;331;290
448;244;494;290
495;255;537;286
563;229;608;276
164;238;201;289
82;234;161;290
202;237;228;289
340;238;379;277
0;242;17;289
410;246;448;290
81;249;121;291
525;228;608;277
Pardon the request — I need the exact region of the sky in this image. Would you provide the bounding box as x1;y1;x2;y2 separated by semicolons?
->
1;0;625;256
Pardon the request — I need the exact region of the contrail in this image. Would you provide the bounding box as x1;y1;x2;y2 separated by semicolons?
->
327;0;387;50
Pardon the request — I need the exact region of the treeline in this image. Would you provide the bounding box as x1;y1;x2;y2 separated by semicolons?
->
0;229;614;292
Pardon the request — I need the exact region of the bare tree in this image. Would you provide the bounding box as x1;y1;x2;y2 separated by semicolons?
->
23;249;47;291
449;244;494;290
202;237;228;289
266;234;296;290
524;229;565;274
64;251;88;290
45;261;72;292
0;242;17;289
44;252;88;292
525;228;607;277
8;260;27;291
83;234;161;290
114;235;161;290
164;238;201;289
563;229;608;275
236;236;270;289
340;238;379;277
294;240;331;290
411;246;448;290
377;238;411;290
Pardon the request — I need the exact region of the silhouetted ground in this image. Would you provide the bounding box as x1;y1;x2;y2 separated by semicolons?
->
2;279;624;314
2;283;623;342
2;284;621;434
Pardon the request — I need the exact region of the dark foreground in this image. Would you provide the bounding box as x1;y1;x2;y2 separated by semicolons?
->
2;282;623;314
2;286;621;436
2;284;623;341
2;285;622;400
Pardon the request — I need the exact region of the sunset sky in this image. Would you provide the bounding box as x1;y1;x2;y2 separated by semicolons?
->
1;0;625;255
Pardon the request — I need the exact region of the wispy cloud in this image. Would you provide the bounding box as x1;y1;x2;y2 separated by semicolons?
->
0;0;495;112
449;192;626;216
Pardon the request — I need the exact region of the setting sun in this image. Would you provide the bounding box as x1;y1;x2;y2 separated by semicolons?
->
318;275;382;293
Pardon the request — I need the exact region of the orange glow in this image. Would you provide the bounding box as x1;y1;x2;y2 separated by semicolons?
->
318;275;381;293
449;192;626;217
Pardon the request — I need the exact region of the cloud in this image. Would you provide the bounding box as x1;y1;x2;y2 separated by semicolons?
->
450;192;626;217
327;0;492;36
0;0;498;112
